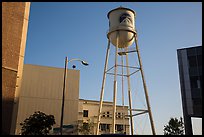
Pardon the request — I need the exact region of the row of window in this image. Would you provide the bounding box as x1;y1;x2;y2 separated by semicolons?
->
100;123;125;132
102;112;110;117
83;110;125;118
81;122;125;132
102;112;125;118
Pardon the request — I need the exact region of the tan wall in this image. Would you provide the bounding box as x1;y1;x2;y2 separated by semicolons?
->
79;99;130;135
15;64;80;134
2;2;30;134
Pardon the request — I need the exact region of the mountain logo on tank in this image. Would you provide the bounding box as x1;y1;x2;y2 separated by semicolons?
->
119;13;133;26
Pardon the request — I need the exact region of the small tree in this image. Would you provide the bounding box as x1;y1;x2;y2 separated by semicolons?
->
163;117;184;135
20;111;56;135
78;119;94;135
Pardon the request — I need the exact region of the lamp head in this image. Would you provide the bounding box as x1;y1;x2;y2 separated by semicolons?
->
81;61;89;66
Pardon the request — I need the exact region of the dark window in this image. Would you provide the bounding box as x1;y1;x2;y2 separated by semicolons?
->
190;76;199;89
83;123;88;130
107;124;110;130
100;124;110;131
118;112;121;118
196;46;202;55
197;55;202;66
100;124;106;131
115;124;123;131
83;110;88;117
199;76;202;89
195;98;202;105
188;56;197;67
187;48;196;56
102;112;105;117
107;111;110;117
197;79;201;89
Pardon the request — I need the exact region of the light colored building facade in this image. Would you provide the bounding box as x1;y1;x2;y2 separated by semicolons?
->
2;2;31;134
15;64;80;134
78;99;130;135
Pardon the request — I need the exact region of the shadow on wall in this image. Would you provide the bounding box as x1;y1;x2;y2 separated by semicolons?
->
2;99;15;135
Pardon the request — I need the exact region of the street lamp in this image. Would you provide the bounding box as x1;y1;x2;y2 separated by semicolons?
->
60;56;88;135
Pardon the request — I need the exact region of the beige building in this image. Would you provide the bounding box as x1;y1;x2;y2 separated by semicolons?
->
2;2;30;134
15;64;129;135
15;64;80;134
78;99;130;135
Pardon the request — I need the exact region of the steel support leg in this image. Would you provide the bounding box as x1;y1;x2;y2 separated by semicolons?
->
96;40;111;135
125;47;134;135
112;32;119;134
134;36;156;135
121;55;126;134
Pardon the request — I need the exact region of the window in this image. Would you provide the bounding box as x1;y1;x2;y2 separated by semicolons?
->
115;124;123;131
197;55;202;66
100;124;106;131
187;48;196;56
107;111;110;117
117;112;121;118
83;110;88;117
193;98;202;105
197;79;201;89
100;124;110;131
107;124;110;130
188;56;197;67
190;76;199;89
199;76;202;89
102;112;105;117
83;123;88;130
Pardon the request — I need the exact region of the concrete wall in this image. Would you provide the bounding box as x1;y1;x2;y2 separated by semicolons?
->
15;64;80;134
2;2;30;134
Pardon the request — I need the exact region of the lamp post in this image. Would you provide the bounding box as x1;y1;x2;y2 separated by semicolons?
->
60;56;88;135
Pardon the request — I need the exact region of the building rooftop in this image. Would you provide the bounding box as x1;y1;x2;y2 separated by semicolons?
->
79;98;129;108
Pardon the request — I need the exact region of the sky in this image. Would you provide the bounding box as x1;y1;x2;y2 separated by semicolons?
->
24;2;202;135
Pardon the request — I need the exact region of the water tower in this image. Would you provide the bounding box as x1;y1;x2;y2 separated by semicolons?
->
96;7;156;135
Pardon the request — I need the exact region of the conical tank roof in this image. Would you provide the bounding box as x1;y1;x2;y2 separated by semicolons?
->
107;6;136;19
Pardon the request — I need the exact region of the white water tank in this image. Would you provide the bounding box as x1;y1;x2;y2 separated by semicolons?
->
107;7;136;48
